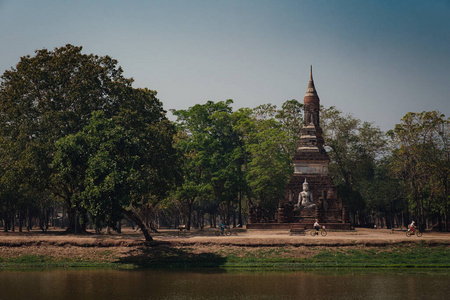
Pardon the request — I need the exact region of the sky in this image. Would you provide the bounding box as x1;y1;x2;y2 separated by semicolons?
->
0;0;449;132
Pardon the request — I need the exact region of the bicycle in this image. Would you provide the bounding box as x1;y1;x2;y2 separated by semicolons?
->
406;228;422;237
215;225;231;236
310;226;327;237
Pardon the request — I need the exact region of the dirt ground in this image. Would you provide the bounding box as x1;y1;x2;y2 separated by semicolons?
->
0;227;449;264
164;227;450;246
1;227;450;247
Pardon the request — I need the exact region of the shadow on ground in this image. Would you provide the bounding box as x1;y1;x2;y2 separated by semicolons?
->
117;242;228;269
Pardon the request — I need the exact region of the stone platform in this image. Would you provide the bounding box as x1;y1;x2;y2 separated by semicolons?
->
247;223;352;230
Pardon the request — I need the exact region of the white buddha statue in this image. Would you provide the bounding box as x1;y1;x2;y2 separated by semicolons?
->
296;179;315;208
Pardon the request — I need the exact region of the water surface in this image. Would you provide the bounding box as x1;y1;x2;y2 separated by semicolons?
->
0;269;448;300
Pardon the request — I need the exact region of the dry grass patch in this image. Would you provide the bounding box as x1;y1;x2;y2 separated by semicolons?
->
0;245;139;264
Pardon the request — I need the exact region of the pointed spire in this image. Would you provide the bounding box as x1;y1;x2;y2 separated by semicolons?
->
305;65;317;96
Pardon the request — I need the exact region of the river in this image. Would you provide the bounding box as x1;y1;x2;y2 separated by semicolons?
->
0;269;448;299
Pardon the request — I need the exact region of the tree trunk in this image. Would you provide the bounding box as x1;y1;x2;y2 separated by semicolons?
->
186;197;195;231
117;220;122;233
27;208;32;231
61;206;65;229
124;209;153;241
65;207;86;234
18;212;23;233
444;210;448;232
238;189;243;227
3;214;8;232
147;218;159;233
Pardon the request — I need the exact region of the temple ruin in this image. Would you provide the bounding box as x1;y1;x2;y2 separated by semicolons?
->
248;66;350;230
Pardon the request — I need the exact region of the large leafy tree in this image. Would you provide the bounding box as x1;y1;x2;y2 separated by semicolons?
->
232;100;302;221
172;100;241;228
53;92;179;241
172;130;212;230
359;159;405;228
0;45;131;232
239;105;292;218
0;45;178;234
321;106;387;225
388;111;450;230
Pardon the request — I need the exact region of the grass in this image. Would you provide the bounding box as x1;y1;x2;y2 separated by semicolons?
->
1;243;449;271
200;245;450;269
112;244;450;270
0;254;128;269
277;245;450;269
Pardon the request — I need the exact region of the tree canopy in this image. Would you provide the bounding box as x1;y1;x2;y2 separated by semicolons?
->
0;45;179;239
0;44;448;235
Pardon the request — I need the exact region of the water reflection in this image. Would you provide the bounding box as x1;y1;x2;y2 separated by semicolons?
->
0;269;448;300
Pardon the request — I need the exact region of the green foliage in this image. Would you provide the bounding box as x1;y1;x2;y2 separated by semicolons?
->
243;109;292;214
0;45;179;238
387;111;450;227
1;43;448;233
0;44;133;231
275;99;304;158
53;94;179;239
0;44;131;141
321;106;388;224
172;100;240;227
171;99;302;225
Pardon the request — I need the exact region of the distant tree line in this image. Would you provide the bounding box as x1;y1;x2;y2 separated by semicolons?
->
0;45;448;240
168;103;449;232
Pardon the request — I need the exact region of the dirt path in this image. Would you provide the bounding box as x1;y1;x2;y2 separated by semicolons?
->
1;228;449;247
164;228;450;247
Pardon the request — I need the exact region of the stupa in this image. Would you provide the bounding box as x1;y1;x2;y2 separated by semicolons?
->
248;66;350;230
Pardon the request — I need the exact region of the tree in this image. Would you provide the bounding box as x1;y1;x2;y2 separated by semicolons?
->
321;106;387;225
242;106;292;218
172;99;299;227
359;159;405;228
275;99;304;157
172;129;212;230
0;45;179;235
231;100;301;221
387;111;450;230
172;100;241;228
53;96;179;241
0;113;49;232
0;45;133;232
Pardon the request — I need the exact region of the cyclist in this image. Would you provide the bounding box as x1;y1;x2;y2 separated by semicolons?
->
409;221;416;233
313;220;321;234
218;221;225;234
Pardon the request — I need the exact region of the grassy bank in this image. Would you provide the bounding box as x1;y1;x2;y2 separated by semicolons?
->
0;255;123;269
232;245;450;269
130;244;450;269
1;243;449;270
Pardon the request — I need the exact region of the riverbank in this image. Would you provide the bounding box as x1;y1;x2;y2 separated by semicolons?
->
1;228;449;270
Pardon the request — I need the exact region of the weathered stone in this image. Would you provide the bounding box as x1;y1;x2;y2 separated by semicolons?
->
250;66;350;229
277;66;347;225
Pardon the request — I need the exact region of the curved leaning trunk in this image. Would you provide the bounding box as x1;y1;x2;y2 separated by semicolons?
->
123;209;153;242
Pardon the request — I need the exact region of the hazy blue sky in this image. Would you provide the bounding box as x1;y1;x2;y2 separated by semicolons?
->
1;0;449;131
